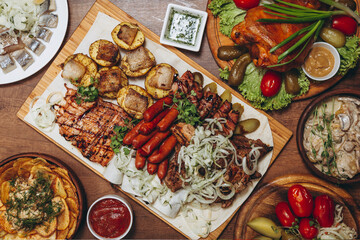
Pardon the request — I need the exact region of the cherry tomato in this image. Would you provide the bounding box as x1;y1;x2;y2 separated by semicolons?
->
275;202;297;227
313;194;335;227
233;0;260;10
287;184;314;217
332;15;358;36
299;218;318;239
260;70;282;97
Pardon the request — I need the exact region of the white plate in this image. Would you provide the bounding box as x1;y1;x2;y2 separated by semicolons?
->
0;0;69;85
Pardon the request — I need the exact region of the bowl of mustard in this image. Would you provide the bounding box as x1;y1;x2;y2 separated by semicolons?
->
302;42;340;81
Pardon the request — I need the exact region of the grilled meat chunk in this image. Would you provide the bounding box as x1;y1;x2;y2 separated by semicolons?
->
171;122;195;146
56;87;132;166
170;71;203;107
231;0;320;72
164;145;186;192
198;90;222;120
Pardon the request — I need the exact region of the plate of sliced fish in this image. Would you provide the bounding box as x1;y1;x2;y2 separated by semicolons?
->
0;0;68;84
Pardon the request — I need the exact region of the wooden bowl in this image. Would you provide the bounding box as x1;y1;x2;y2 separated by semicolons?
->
296;88;360;184
234;174;360;239
0;152;86;239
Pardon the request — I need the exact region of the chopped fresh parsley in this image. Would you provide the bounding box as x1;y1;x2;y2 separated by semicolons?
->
173;93;202;126
75;85;99;104
5;173;62;231
110;125;129;154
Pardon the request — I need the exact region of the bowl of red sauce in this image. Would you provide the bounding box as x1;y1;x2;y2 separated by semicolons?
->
87;195;133;239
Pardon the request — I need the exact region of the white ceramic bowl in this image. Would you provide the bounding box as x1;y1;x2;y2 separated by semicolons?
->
302;42;340;81
87;194;133;240
160;3;208;52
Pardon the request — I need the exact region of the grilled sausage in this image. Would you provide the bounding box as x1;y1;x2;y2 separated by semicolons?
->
143;96;173;122
132;129;158;149
123;120;144;145
157;159;169;180
135;150;147;170
157;108;179;131
139;130;170;156
139;108;170;135
148;135;177;164
147;162;158;175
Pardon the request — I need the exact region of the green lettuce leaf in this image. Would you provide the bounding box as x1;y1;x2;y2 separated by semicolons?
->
337;36;360;76
238;63;310;111
208;0;246;37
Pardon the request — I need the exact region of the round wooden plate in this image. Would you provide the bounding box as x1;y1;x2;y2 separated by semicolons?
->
0;152;86;239
234;174;360;239
296;88;360;184
206;0;360;100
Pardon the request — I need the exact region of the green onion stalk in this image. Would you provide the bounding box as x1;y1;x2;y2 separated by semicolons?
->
257;0;360;67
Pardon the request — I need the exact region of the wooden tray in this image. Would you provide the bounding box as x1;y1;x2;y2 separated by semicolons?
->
234;174;360;239
16;0;292;238
206;0;360;100
1;152;86;239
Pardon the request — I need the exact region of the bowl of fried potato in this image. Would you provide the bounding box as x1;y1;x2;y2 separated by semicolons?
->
0;153;85;239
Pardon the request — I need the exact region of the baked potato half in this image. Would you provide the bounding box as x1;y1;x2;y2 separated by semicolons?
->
95;66;128;99
120;46;156;77
145;63;178;99
111;22;145;50
61;53;97;87
117;85;153;119
89;39;120;67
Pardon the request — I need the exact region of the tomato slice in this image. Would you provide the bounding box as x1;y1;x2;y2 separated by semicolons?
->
332;15;358;36
287;184;314;217
260;70;282;97
313;194;335;227
233;0;260;10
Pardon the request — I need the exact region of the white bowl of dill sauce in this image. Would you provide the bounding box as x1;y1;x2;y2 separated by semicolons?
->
160;4;208;52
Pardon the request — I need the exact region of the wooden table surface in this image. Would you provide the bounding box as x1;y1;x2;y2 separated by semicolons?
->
0;0;359;238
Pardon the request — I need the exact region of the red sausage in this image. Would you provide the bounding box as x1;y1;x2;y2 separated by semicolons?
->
139;108;170;135
123;120;144;145
157;108;179;131
135;151;146;170
143;97;173;122
147;162;158;175
157;159;169;180
148;135;177;164
132;130;158;149
140;131;170;156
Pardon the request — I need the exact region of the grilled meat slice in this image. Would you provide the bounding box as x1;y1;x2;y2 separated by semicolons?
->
56;87;132;166
170;122;195;146
164;149;187;192
213;100;239;135
170;71;203;107
231;0;320;72
198;90;222;120
231;135;273;158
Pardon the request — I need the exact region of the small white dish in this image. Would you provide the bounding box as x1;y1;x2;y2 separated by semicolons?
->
87;194;133;240
302;42;340;81
160;3;208;52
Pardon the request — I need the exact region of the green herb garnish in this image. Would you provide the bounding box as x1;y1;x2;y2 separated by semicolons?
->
173;93;202;126
258;0;360;67
5;173;62;231
110;125;130;154
75;85;99;104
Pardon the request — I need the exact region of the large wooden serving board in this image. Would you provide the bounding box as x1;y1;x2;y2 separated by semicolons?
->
234;174;360;239
206;0;360;101
17;0;292;238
